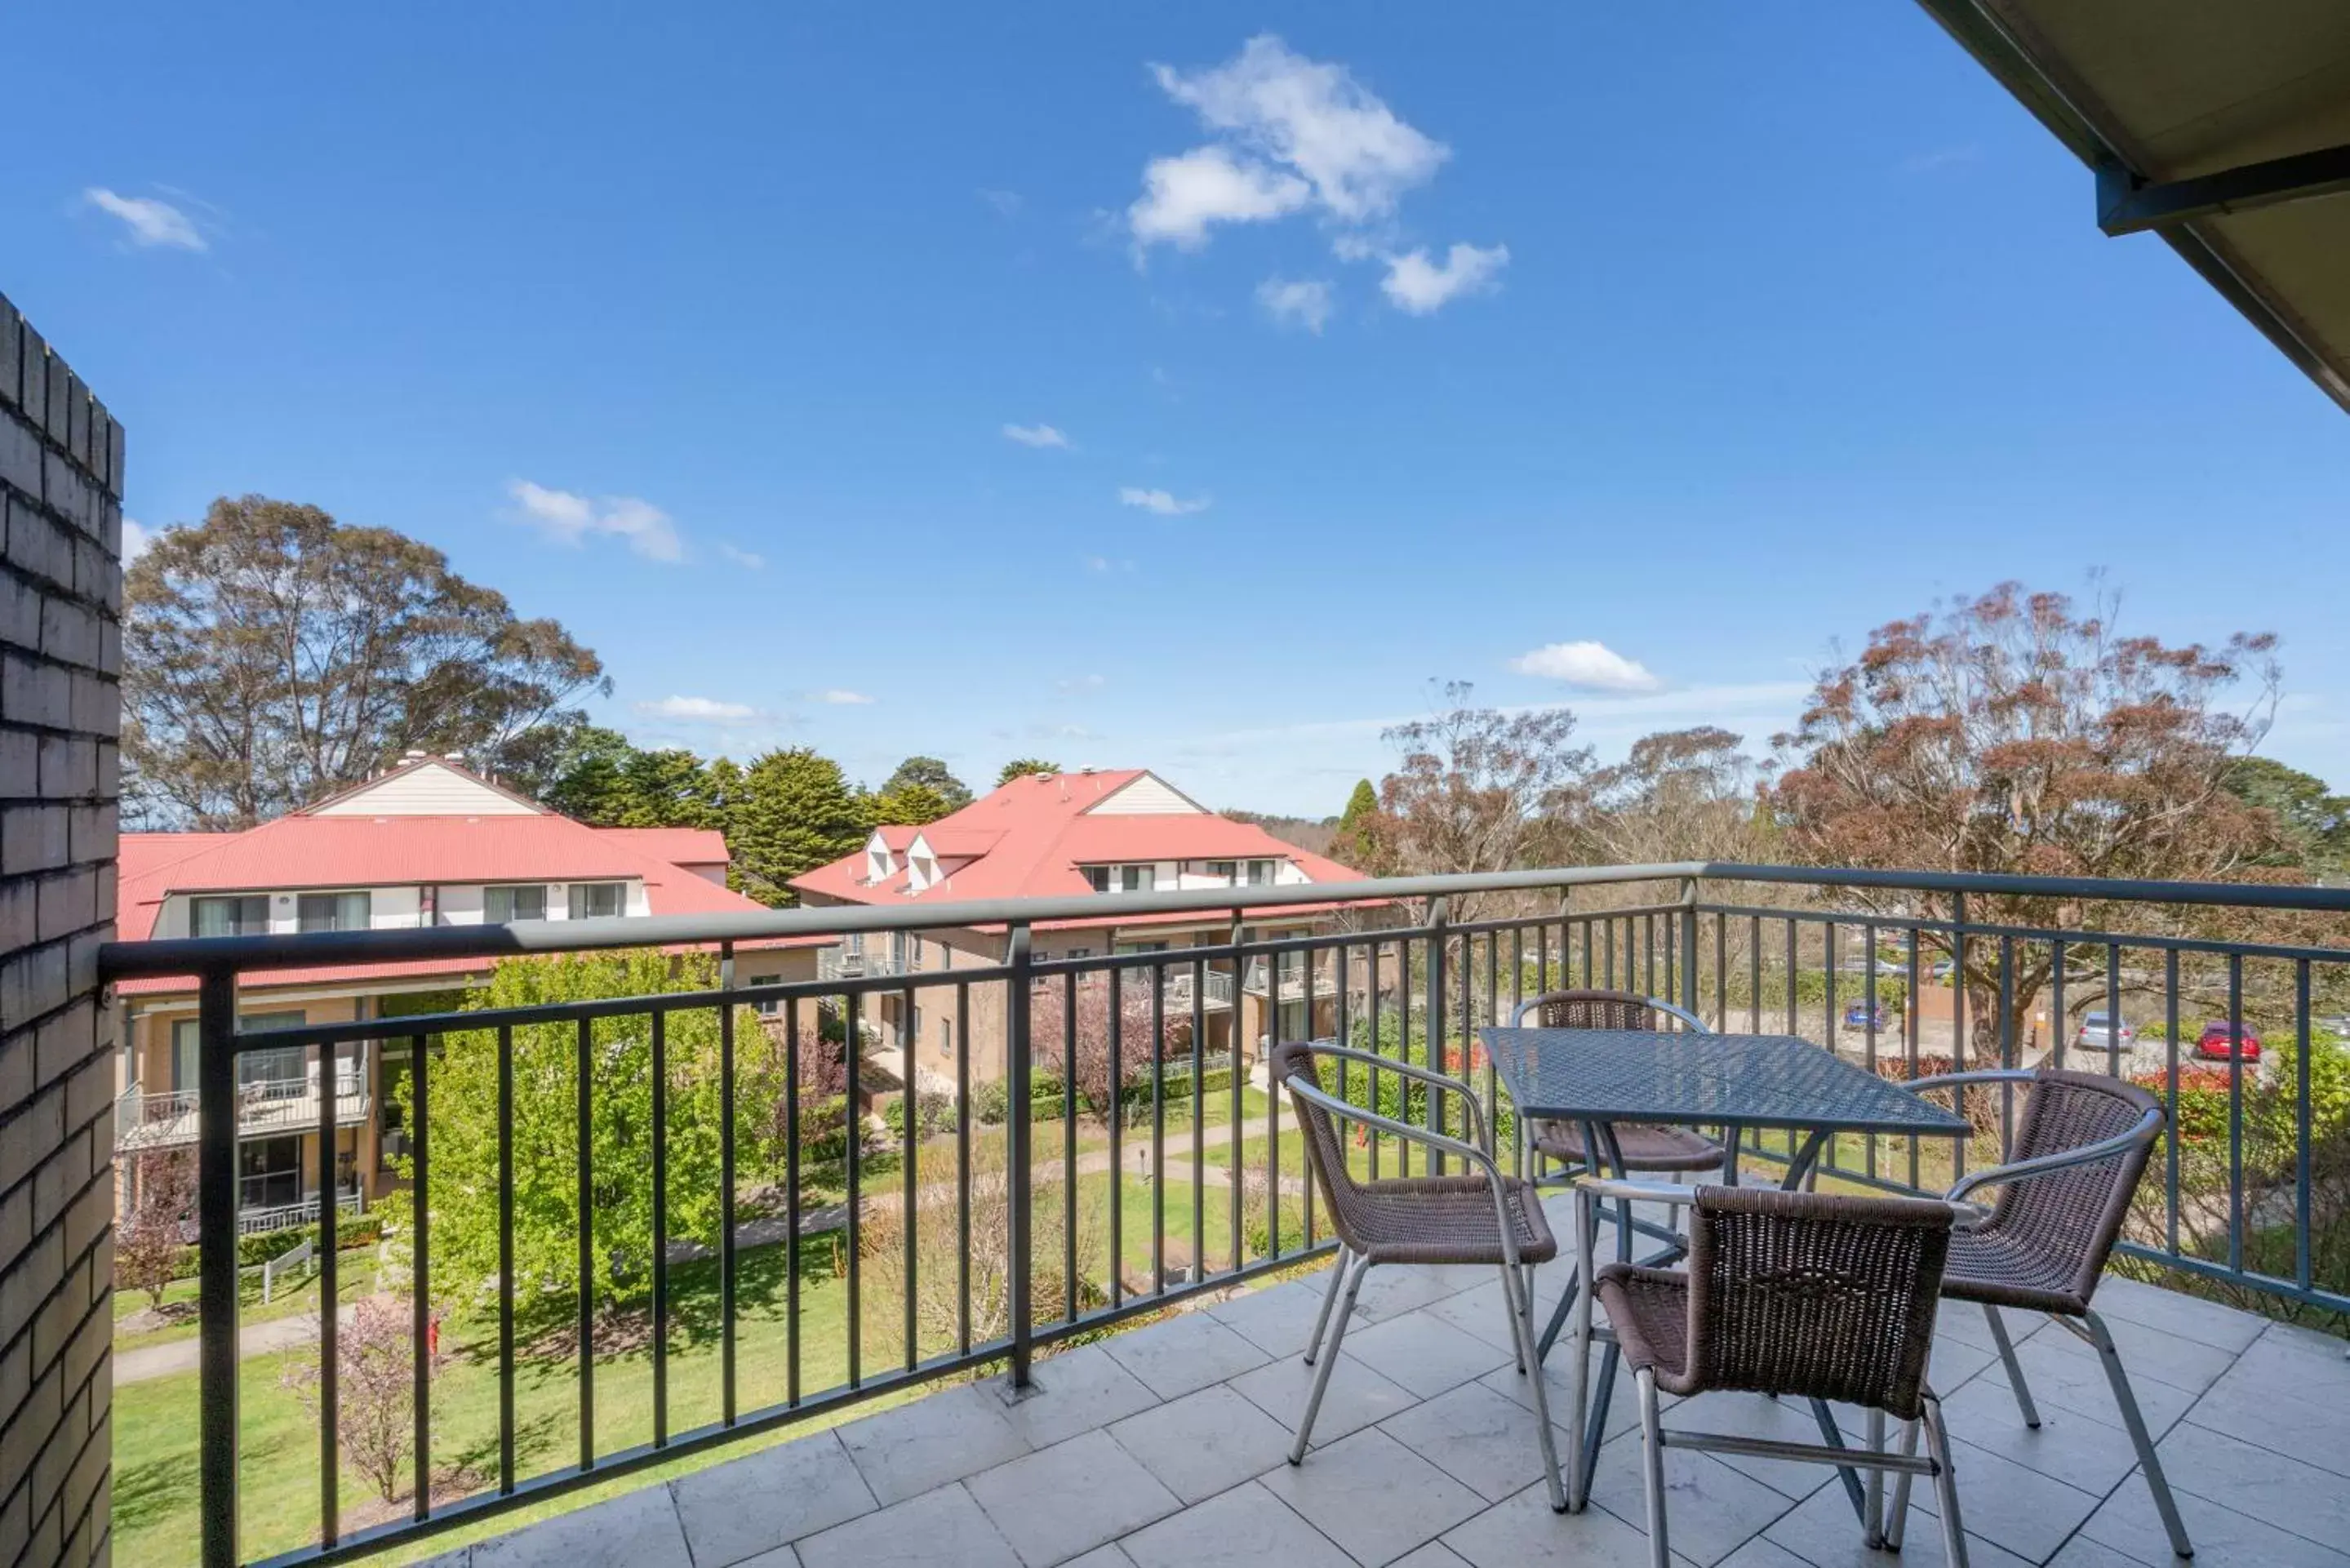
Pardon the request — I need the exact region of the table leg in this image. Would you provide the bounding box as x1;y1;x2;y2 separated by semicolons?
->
1783;1127;1830;1190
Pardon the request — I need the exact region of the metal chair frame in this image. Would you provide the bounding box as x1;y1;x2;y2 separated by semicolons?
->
1902;1068;2192;1560
1279;1042;1568;1512
1570;1176;1971;1568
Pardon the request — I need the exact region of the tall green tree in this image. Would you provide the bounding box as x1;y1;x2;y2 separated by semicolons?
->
124;495;607;827
2223;756;2350;874
996;757;1060;787
873;780;956;826
729;747;873;904
397;952;781;1323
1330;778;1382;872
882;756;972;812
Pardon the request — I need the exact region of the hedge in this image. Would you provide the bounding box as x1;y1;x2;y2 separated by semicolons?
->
167;1211;385;1281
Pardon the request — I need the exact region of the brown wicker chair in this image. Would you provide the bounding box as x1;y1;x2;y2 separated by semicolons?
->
1904;1068;2192;1559
1273;1037;1567;1511
1513;992;1728;1176
1574;1180;1970;1568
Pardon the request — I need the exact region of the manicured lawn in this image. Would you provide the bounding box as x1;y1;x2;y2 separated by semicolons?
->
113;1254;383;1353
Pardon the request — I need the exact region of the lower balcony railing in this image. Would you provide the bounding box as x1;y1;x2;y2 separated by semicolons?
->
96;861;2350;1568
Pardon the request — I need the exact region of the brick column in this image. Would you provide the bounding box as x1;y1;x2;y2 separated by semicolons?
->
1;293;126;1568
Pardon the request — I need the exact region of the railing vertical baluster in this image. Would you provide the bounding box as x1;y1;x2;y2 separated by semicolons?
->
719;944;736;1425
2053;935;2068;1073
1366;939;1382;1181
1998;935;2017;1153
1482;931;1499;1164
2296;957;2314;1291
1713;905;1726;1028
784;996;802;1406
497;1023;516;1492
1064;969;1078;1322
2104;943;2123;1078
1105;974;1122;1308
1151;961;1166;1292
2227;952;2245;1274
1428;898;1448;1173
318;1024;341;1547
1905;922;1921;1190
1191;949;1206;1273
1952;894;1969;1183
411;1032;432;1521
1863;919;1878;1183
905;981;921;1366
651;1008;669;1446
957;979;974;1348
1824;921;1837;1053
575;1016;594;1468
846;989;863;1388
198;969;240;1568
1228;915;1243;1274
2163;951;2181;1259
1006;924;1034;1385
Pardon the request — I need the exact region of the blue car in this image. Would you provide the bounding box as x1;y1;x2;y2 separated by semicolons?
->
1843;1002;1889;1030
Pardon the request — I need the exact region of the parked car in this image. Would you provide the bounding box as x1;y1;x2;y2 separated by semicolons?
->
2196;1021;2263;1062
2075;1011;2135;1052
1843;1002;1890;1030
2314;1014;2350;1042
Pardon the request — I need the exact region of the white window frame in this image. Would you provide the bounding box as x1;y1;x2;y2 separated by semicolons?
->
485;884;548;923
568;881;628;920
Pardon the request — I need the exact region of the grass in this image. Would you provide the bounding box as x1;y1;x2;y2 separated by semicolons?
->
113;1254;384;1353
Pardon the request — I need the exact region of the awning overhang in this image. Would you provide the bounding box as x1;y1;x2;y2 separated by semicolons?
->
1916;0;2350;414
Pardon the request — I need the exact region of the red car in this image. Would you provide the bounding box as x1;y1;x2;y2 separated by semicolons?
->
2196;1022;2263;1062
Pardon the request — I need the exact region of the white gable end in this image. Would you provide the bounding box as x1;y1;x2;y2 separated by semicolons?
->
310;761;540;817
1085;773;1205;816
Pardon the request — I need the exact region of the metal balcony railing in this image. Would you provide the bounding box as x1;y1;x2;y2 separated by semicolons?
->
816;946;913;980
115;1071;371;1153
97;861;2350;1568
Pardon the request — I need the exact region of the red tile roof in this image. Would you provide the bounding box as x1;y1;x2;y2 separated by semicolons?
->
790;769;1366;919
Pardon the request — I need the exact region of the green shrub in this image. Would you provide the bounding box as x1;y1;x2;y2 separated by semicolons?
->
882;1091;958;1141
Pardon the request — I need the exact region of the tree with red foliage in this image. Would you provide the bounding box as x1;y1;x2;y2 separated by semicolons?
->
1772;582;2287;1060
1031;971;1193;1124
282;1294;441;1504
116;1151;196;1310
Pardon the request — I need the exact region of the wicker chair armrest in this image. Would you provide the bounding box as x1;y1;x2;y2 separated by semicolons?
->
1944;1104;2164;1203
1282;1072;1535;1266
1294;1042;1491;1151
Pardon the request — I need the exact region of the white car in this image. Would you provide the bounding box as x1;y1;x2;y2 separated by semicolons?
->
2074;1011;2135;1052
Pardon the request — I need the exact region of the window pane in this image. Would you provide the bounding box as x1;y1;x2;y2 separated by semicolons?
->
193;895;268;937
297;891;371;932
486;885;547;922
568;882;624;919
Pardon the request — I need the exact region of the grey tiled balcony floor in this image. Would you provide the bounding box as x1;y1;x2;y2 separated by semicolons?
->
428;1202;2348;1568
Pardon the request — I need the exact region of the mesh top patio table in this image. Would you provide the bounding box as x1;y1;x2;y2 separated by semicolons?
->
1477;1026;1971;1513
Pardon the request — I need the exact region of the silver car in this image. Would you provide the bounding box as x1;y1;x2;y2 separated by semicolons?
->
2075;1010;2135;1052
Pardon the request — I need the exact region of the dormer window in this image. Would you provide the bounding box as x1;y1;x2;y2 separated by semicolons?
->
1246;859;1277;886
867;837;895;883
191;895;269;938
1084;864;1154;893
485;885;547;923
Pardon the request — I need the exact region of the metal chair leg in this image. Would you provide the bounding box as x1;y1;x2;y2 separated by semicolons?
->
2084;1309;2194;1559
1501;1259;1567;1512
1921;1393;1970;1568
1983;1304;2041;1428
1885;1413;1922;1549
1636;1367;1669;1568
1864;1408;1886;1548
1303;1245;1350;1366
1290;1253;1370;1463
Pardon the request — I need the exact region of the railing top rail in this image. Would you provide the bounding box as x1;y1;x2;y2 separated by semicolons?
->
96;859;2350;982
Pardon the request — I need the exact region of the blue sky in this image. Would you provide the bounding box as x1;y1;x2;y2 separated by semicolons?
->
9;2;2349;816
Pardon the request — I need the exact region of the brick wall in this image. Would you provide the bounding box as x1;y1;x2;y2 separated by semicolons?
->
0;294;125;1568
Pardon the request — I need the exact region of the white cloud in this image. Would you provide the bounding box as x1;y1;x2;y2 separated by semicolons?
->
810;689;876;705
717;542;766;570
1256;277;1334;333
1117;486;1211;517
1144;35;1446;237
1002;423;1072;450
507;480;685;562
636;695;757;722
83;188;206;251
1509;640;1663;693
1128;145;1310;250
1381;242;1510;314
122;518;157;563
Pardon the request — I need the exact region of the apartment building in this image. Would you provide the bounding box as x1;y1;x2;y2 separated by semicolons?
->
110;753;815;1233
790;767;1368;1093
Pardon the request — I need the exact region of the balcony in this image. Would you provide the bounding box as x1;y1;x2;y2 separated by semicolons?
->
817;945;913;981
113;1069;371;1153
96;863;2350;1568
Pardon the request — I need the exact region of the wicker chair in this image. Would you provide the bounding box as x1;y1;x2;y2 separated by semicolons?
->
1901;1068;2192;1559
1575;1180;1970;1568
1273;1038;1567;1511
1513;992;1728;1177
1513;992;1727;1361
